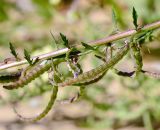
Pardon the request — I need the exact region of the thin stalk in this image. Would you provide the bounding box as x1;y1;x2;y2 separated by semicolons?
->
0;20;160;71
87;20;160;46
142;110;154;130
0;48;69;70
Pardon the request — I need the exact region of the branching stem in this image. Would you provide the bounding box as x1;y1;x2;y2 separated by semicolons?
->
0;20;160;71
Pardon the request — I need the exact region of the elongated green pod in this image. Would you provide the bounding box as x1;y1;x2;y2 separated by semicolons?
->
58;43;129;87
13;85;58;122
3;59;64;90
131;42;143;73
3;43;129;89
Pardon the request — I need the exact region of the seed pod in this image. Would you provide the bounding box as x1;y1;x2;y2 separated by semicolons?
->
3;59;64;90
58;43;129;87
13;85;58;122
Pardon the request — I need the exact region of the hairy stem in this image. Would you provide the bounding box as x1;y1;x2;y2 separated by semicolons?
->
0;20;160;71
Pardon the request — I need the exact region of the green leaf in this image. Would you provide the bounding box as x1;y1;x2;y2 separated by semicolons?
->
81;42;105;59
9;42;18;59
50;30;59;49
60;33;69;48
112;8;118;31
24;49;33;65
81;42;95;50
132;7;138;30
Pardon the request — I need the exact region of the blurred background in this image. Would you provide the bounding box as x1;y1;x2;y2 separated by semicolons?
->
0;0;160;130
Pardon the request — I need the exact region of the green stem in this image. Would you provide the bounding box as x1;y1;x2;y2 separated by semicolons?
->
143;110;154;130
0;20;160;71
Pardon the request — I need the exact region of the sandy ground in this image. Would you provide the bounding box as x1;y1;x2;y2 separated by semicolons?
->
0;103;145;130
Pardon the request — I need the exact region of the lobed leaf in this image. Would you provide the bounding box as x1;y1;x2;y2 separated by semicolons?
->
132;7;138;30
60;33;69;48
24;49;33;65
9;42;18;59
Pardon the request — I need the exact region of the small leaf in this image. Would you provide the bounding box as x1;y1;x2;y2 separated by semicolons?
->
81;42;105;59
132;7;138;30
24;49;33;65
9;42;18;59
81;42;95;50
50;30;59;49
112;8;118;31
60;33;69;48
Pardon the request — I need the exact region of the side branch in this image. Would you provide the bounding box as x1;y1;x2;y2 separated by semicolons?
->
0;20;160;71
87;20;160;46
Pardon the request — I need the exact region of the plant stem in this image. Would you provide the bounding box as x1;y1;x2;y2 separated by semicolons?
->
0;48;69;71
143;110;154;130
0;20;160;71
87;20;160;46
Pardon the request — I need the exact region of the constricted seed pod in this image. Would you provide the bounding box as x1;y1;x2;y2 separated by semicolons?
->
58;43;129;87
3;59;64;90
13;85;58;122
